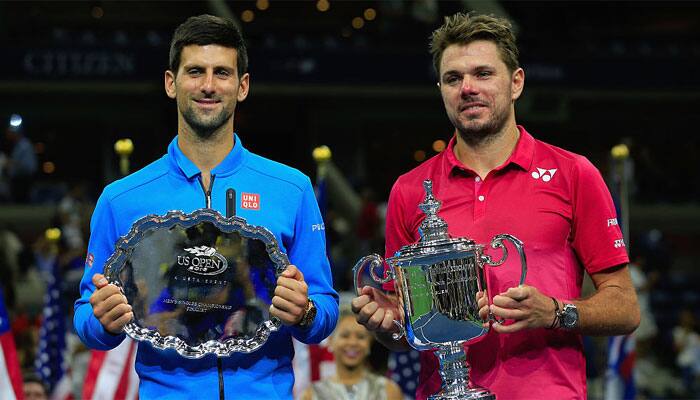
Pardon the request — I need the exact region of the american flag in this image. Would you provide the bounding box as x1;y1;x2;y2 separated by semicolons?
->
35;254;73;399
389;349;421;399
82;338;139;400
605;334;636;400
0;286;23;400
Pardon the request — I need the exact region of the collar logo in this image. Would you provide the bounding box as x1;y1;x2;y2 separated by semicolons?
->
178;246;228;275
531;168;557;182
241;193;260;210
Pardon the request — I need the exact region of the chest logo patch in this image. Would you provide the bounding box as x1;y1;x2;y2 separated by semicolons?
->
531;168;557;182
241;192;260;210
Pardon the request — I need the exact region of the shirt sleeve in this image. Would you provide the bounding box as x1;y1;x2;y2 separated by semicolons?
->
288;178;339;343
73;192;126;350
570;157;629;274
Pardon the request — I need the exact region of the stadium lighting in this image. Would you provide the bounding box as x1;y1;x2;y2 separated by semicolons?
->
9;114;22;127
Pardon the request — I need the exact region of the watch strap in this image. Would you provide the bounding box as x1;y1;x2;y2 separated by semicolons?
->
297;298;316;329
547;297;560;330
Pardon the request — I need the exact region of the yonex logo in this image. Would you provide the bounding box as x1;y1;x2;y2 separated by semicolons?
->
614;239;626;248
531;168;557;182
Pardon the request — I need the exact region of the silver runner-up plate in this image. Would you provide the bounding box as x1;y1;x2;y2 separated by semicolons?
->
103;209;289;358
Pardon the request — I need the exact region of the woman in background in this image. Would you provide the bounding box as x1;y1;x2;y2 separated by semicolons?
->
301;308;403;400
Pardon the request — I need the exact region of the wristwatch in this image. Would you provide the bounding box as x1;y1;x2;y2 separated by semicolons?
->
297;298;317;329
557;303;579;330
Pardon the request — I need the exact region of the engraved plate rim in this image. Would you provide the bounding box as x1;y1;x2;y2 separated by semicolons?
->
103;208;290;359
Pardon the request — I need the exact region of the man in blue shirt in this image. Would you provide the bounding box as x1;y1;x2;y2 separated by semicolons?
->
74;15;338;399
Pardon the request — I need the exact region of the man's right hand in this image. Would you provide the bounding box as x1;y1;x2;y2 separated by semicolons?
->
352;286;411;352
89;273;133;334
351;286;400;334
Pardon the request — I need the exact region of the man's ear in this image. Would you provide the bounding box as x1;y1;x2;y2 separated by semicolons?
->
165;70;177;99
237;72;250;102
511;67;525;101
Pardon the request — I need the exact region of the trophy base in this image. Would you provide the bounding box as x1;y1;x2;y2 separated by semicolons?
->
428;387;496;400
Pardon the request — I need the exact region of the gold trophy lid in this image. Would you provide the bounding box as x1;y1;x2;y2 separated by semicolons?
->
391;180;478;263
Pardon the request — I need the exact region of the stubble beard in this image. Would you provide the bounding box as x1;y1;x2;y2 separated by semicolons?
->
181;103;233;141
454;102;510;147
450;81;514;147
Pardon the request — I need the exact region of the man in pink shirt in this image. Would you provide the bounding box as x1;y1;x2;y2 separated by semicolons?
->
351;12;640;399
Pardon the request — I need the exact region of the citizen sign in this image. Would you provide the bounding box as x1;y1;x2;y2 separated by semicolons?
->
177;246;228;276
23;51;135;77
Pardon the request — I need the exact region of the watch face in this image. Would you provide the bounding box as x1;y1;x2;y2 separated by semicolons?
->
300;301;317;328
562;305;578;328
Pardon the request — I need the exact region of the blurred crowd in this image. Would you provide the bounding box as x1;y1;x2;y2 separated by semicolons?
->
1;117;95;397
0;122;699;400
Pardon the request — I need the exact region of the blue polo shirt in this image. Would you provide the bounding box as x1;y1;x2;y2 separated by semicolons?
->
74;134;338;399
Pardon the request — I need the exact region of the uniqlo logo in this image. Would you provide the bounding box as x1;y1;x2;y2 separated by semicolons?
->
241;193;260;210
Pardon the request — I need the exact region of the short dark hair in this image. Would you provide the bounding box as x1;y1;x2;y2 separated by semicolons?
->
430;12;519;76
169;14;248;77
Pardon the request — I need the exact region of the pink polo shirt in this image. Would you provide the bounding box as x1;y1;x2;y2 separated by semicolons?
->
384;126;628;399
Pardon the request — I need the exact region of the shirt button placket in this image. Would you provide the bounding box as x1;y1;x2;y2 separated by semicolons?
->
474;176;486;220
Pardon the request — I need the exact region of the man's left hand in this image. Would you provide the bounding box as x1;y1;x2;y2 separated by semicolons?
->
270;265;309;326
489;285;557;333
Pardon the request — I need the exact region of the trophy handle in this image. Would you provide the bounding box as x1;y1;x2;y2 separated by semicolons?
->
352;254;406;340
353;254;395;289
481;234;528;324
483;234;527;285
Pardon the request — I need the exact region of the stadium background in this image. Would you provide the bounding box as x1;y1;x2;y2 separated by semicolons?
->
0;1;699;399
